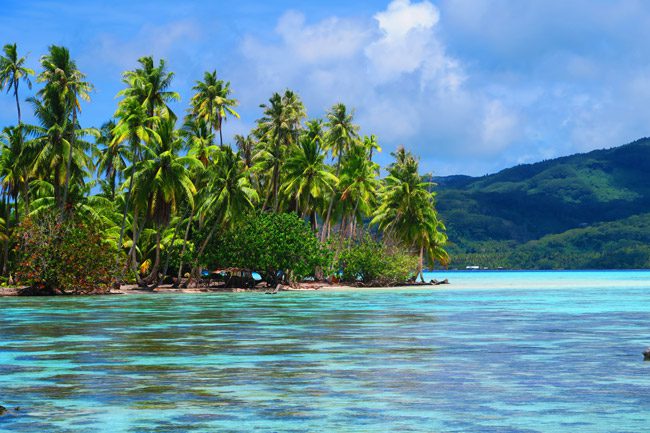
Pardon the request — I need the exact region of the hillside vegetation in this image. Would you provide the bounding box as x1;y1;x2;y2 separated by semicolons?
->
435;138;650;269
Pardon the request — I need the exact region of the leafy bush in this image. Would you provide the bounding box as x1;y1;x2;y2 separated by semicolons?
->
338;235;418;286
15;211;122;294
203;212;331;286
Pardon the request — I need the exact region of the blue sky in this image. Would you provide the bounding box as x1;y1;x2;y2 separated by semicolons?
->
2;0;650;176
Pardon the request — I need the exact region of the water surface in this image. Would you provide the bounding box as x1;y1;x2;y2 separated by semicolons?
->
1;270;649;432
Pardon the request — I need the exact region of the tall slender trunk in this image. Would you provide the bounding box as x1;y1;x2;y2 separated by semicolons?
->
62;107;77;218
161;213;184;280
128;205;146;286
21;173;30;215
1;191;7;276
14;82;21;124
418;242;425;283
190;220;220;286
117;140;137;254
131;233;146;287
350;198;360;238
176;208;195;286
310;210;318;232
53;165;61;210
110;171;117;201
218;116;224;148
321;155;341;242
272;161;280;212
144;226;162;286
13;194;19;228
262;183;271;211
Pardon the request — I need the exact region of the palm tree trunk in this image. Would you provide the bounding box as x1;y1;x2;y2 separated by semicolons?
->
272;162;280;212
117;141;137;254
128;205;146;286
311;210;318;232
110;171;117;201
14;81;21;124
161;209;186;282
350;198;360;238
62;107;77;218
1;191;7;276
418;242;425;283
189;219;220;285
144;226;162;286
262;183;271;211
13;194;19;227
22;173;30;215
176;208;195;286
321;156;341;242
53;166;61;210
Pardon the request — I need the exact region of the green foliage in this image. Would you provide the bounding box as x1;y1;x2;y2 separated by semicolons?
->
14;211;122;294
338;235;418;286
203;212;331;285
508;214;650;269
437;139;650;268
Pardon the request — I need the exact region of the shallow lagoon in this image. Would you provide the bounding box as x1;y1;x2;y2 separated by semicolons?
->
1;270;650;432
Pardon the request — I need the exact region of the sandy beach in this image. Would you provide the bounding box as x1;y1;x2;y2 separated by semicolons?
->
0;280;449;296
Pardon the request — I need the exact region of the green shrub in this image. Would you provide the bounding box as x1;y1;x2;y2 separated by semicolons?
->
15;211;122;295
338;235;417;286
203;212;331;286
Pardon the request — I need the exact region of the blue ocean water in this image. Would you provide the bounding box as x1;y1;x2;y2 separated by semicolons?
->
1;270;650;432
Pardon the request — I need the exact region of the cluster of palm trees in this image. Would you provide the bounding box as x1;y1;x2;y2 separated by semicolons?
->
0;42;447;286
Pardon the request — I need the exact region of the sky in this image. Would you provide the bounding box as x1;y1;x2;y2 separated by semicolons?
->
1;0;650;176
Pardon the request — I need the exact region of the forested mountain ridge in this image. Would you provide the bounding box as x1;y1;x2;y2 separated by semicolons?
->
435;138;650;268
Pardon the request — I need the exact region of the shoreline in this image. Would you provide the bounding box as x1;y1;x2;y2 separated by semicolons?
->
0;280;449;297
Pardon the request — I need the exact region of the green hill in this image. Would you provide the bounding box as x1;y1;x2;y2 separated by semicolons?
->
435;138;650;269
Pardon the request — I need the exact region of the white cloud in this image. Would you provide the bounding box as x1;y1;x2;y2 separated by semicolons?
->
236;0;521;175
275;11;369;64
481;101;519;153
365;0;461;86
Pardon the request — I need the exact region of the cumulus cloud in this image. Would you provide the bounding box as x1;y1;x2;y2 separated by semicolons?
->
237;0;518;175
275;11;370;64
366;0;440;80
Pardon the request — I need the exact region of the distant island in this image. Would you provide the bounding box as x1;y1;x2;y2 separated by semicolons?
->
436;138;650;269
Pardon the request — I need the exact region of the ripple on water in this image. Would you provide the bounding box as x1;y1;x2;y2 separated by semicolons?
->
1;270;650;432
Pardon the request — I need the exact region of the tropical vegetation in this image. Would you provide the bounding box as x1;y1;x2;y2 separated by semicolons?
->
435;138;650;269
0;42;448;293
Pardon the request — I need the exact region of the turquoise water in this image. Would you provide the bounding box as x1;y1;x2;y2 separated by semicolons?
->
1;270;650;432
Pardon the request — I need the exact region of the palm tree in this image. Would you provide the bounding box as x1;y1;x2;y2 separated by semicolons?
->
321;103;359;241
339;141;380;237
191;70;240;147
96;120;126;201
282;127;338;230
254;90;305;211
131;118;201;286
192;147;257;279
371;147;448;281
37;45;94;214
0;126;28;275
0;43;34;124
363;134;381;164
234;133;255;170
25;95;96;210
182;117;217;167
0;126;28;223
112;96;159;257
119;56;180;121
